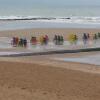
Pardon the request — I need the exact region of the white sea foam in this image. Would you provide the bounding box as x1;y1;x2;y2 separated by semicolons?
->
0;16;100;30
0;16;100;24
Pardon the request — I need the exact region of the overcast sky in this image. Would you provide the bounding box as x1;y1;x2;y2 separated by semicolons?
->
0;0;100;6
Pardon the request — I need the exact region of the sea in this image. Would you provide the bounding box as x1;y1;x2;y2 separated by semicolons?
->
0;0;100;30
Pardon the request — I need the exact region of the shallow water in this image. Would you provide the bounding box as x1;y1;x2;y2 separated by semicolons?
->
1;20;100;31
0;37;100;57
0;37;12;48
56;54;100;66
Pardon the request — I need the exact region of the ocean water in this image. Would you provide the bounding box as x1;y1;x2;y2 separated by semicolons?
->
0;0;100;30
56;54;100;66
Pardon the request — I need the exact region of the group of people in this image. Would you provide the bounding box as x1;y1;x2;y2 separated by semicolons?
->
68;32;100;45
11;37;27;47
30;35;49;45
53;35;64;45
93;32;100;40
68;34;78;44
82;33;90;44
82;32;100;44
11;32;100;48
39;35;49;45
30;36;37;45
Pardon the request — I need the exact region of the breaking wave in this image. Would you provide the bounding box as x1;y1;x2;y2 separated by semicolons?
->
0;16;100;24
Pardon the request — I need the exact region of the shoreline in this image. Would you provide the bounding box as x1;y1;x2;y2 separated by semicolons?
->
0;51;100;74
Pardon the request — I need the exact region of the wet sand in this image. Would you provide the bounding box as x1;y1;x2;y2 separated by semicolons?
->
0;28;100;100
0;53;100;100
0;28;100;40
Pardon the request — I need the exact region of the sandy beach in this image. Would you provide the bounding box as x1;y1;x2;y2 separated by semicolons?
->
0;28;100;100
0;28;100;40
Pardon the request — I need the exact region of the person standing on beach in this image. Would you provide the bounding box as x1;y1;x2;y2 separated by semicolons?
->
12;37;19;47
46;35;49;44
53;35;58;45
39;35;44;45
98;32;100;38
93;34;98;44
60;36;64;45
44;35;49;45
58;35;60;45
16;37;19;46
19;38;23;47
74;34;78;45
23;38;27;47
12;37;16;47
83;33;88;45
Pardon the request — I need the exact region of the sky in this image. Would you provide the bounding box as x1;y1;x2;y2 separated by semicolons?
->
0;0;100;7
0;0;99;16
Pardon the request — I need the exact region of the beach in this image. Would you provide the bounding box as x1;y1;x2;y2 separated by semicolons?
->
0;28;100;39
0;0;100;99
0;52;100;100
0;28;99;100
